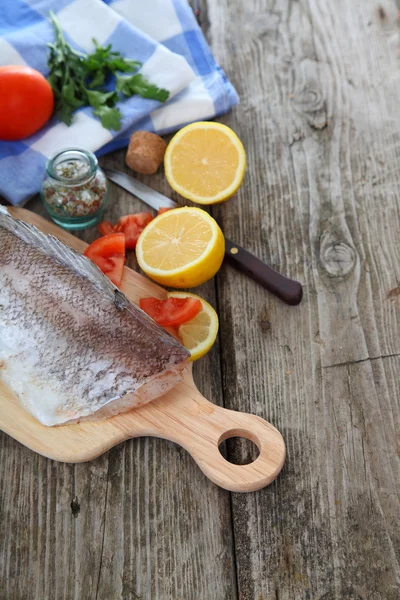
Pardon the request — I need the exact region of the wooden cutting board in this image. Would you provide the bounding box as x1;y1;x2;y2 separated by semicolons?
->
0;208;285;492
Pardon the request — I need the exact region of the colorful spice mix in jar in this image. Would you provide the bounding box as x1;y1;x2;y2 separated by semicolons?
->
41;147;108;230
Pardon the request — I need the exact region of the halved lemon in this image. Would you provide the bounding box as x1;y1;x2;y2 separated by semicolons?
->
164;121;246;205
136;207;225;288
168;292;219;360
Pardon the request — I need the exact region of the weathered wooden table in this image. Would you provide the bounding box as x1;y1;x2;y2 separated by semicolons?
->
1;1;400;598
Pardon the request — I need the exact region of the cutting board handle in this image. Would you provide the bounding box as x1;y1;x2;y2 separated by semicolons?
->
135;386;286;493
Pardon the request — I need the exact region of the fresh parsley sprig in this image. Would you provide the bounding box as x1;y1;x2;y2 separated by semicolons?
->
47;11;169;131
116;73;170;102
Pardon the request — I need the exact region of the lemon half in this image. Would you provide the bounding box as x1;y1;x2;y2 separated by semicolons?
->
164;122;246;205
136;207;225;288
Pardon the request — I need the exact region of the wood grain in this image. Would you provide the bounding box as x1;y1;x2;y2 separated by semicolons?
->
0;172;239;599
206;0;400;598
1;0;400;598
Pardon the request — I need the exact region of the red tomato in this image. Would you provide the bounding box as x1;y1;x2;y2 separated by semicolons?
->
158;207;172;215
98;213;153;249
98;221;115;236
115;213;153;249
84;233;126;287
84;233;125;259
91;254;126;287
139;297;202;327
0;66;54;140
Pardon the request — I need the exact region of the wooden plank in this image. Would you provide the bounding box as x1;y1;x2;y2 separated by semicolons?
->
0;154;238;598
2;0;400;596
205;0;400;598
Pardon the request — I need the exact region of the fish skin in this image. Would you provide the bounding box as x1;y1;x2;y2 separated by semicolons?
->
0;207;190;426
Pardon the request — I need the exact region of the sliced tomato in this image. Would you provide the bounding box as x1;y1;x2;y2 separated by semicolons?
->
98;221;116;236
115;212;153;249
84;233;126;287
97;213;153;249
84;233;125;260
157;207;172;215
139;296;202;327
94;253;126;287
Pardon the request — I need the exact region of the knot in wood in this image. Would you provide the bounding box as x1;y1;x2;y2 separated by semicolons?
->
292;86;327;129
281;55;293;67
319;230;357;278
279;55;293;76
292;87;324;114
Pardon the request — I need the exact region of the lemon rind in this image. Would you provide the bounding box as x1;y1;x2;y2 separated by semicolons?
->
168;291;219;361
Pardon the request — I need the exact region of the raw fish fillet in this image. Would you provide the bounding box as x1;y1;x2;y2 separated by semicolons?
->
0;206;190;426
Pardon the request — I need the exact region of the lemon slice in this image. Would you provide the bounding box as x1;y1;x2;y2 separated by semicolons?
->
136;207;225;288
164;121;246;205
168;292;219;361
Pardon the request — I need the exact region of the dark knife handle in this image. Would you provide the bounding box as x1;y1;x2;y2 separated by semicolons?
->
224;239;303;306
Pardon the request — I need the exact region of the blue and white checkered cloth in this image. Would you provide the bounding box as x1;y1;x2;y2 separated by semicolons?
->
0;0;238;205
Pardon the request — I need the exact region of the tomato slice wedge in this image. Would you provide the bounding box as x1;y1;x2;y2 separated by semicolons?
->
139;296;202;327
98;221;115;236
84;232;125;259
94;254;126;287
97;213;153;249
115;213;153;249
84;233;126;287
157;207;172;215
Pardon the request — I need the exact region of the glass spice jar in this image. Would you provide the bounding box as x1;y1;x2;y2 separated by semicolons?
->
41;147;108;230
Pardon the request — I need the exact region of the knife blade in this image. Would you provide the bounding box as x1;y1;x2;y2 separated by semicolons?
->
104;168;177;212
103;168;303;306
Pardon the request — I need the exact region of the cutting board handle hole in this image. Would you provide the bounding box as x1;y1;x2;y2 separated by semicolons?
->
218;429;260;466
